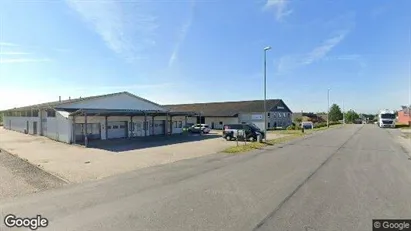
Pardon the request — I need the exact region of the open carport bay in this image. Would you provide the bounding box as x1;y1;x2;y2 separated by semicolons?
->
0;128;287;184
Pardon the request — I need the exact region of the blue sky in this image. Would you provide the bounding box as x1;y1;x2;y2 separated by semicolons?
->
0;0;410;113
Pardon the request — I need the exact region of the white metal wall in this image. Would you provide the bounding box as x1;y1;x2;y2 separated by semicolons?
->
2;116;41;134
170;116;186;134
45;111;72;143
204;117;239;129
239;112;292;130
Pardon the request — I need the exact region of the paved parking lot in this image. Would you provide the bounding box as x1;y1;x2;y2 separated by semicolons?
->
0;128;287;184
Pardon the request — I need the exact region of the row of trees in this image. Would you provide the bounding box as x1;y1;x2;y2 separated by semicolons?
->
328;104;372;123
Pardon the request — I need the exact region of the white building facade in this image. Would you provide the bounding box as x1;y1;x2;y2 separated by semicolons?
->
166;99;293;130
2;92;194;145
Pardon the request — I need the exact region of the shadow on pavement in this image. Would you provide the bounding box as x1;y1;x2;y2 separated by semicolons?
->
80;133;222;153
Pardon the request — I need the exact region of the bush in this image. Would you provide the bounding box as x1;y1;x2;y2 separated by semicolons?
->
286;125;294;130
315;122;327;128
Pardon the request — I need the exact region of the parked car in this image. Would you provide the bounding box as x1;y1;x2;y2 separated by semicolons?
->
183;123;195;132
222;123;265;141
301;121;314;129
188;124;211;134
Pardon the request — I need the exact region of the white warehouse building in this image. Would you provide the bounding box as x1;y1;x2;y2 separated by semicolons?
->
1;92;195;146
165;99;293;130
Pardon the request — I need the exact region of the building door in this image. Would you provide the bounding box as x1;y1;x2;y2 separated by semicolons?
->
133;121;144;137
153;120;165;135
211;122;215;129
33;122;38;135
107;121;127;139
26;121;29;134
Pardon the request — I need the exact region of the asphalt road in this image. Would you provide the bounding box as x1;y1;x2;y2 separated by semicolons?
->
1;124;411;231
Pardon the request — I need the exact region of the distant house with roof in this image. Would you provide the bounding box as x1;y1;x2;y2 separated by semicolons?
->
165;99;293;130
398;106;411;125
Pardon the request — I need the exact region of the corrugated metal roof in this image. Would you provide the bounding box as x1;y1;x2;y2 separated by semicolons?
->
1;91;164;112
164;99;292;117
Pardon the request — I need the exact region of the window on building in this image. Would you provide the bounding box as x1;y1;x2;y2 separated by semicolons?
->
219;121;223;125
107;125;112;129
47;110;56;117
174;121;178;128
178;121;182;128
268;122;271;128
113;125;119;129
268;113;270;118
119;125;125;129
278;113;282;118
32;110;39;117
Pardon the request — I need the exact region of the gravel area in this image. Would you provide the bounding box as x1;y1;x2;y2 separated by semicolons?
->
0;149;66;200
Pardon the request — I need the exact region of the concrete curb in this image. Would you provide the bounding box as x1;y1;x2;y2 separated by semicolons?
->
0;147;71;184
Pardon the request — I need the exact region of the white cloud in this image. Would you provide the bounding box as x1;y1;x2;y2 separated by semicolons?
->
301;29;350;65
169;0;195;67
277;29;351;73
264;0;293;21
0;58;51;64
65;0;158;62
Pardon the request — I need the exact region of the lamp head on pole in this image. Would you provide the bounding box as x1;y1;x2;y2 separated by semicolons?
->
264;46;272;51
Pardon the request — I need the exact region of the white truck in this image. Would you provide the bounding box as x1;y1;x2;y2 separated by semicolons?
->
378;109;396;128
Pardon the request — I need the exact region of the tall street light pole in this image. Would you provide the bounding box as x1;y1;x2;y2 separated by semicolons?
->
327;89;330;128
263;46;271;141
343;100;345;125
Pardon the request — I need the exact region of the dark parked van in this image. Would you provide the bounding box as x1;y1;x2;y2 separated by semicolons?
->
222;123;265;141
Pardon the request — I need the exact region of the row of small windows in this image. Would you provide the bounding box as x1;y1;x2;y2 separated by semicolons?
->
268;112;291;118
3;109;56;118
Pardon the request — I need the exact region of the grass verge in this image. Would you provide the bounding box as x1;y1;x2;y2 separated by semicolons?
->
397;123;411;129
223;124;342;154
223;133;304;154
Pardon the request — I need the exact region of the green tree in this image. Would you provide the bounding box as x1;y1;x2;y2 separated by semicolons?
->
345;110;359;123
294;117;302;123
328;104;343;122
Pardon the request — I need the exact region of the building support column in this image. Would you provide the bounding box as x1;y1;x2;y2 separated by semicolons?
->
169;115;173;135
72;116;76;144
164;113;168;136
151;116;155;136
130;116;133;139
84;113;88;148
105;116;108;140
144;113;147;136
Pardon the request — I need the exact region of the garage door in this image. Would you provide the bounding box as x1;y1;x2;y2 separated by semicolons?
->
153;120;165;135
107;121;127;139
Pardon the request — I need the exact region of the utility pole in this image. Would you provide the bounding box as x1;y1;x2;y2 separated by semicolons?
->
263;46;271;141
342;100;345;125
